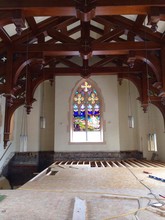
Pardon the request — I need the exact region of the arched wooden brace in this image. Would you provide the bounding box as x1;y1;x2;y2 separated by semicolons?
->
119;71;149;111
14;57;44;85
4;97;24;148
151;101;165;131
3;64;54;146
121;70;165;126
128;51;161;82
3;96;36;148
31;68;54;98
121;73;142;97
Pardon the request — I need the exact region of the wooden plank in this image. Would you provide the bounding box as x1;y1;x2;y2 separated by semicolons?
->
140;159;165;167
95;161;98;167
121;161;133;168
117;161;126;168
150;161;165;167
135;160;153;167
140;160;159;167
129;160;145;168
126;160;140;168
72;197;86;220
106;161;112;167
100;161;105;167
111;161;119;167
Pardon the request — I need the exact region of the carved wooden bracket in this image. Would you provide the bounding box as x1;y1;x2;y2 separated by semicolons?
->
147;7;161;32
79;45;92;59
12;10;26;35
76;8;95;22
127;51;136;69
76;0;96;22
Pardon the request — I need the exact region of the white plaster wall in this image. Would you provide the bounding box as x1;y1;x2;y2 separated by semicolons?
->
118;80;139;151
40;81;55;151
14;88;41;152
0;95;6;149
54;75;120;152
0;96;15;173
152;106;165;162
136;103;164;161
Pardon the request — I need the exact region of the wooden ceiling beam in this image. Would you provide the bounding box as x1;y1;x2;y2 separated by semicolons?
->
92;28;124;43
0;28;11;44
106;16;163;43
0;1;165;16
47;28;77;43
25;17;37;33
92;42;160;55
56;57;80;68
91;56;116;67
12;42;160;57
42;65;142;75
12;17;70;44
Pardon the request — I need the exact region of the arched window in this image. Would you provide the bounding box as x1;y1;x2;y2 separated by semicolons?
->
70;80;103;143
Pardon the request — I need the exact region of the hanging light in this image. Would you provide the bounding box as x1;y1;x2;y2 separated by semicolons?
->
128;115;134;128
40;116;46;129
20;38;29;152
40;82;46;129
147;103;157;152
20;107;28;152
146;47;157;152
128;79;134;128
148;133;157;152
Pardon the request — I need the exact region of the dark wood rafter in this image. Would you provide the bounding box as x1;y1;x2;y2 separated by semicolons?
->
0;1;164;146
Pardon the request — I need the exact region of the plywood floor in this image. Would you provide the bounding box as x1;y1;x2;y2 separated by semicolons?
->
0;160;165;220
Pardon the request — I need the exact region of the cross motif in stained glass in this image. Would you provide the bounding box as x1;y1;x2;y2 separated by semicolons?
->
81;81;91;92
88;93;98;104
74;94;84;104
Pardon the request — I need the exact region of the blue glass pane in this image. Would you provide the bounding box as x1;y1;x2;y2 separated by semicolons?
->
73;104;78;110
93;89;97;94
73;81;100;132
94;104;100;115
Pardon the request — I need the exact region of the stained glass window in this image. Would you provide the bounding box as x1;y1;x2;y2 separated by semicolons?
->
71;81;102;142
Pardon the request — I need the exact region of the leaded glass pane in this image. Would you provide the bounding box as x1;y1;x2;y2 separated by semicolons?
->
72;81;101;141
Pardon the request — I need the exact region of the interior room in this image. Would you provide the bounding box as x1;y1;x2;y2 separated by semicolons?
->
0;1;165;219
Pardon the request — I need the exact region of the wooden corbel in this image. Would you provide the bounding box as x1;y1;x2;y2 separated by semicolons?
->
148;7;160;32
141;72;148;113
76;0;96;22
79;44;92;60
127;51;136;69
12;10;26;35
76;8;95;22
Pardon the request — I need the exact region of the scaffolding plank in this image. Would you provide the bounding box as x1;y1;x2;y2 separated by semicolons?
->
72;197;86;220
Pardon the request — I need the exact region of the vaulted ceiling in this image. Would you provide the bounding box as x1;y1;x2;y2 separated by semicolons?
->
0;1;165;146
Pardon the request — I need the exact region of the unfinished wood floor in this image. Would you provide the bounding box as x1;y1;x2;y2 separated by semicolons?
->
53;159;165;168
0;159;165;220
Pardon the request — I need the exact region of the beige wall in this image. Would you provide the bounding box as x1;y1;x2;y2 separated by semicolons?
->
14;87;41;152
40;81;54;151
118;80;139;151
9;75;165;162
54;75;120;152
